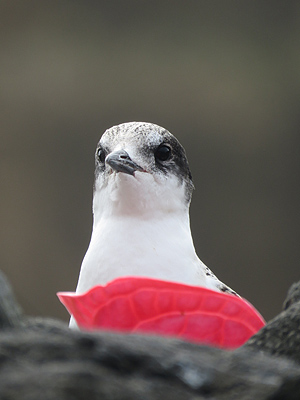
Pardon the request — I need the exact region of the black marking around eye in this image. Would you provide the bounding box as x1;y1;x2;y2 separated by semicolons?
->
94;143;109;182
97;147;106;163
154;144;172;162
148;133;194;203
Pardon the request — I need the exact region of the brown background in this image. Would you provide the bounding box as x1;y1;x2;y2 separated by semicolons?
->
1;1;299;322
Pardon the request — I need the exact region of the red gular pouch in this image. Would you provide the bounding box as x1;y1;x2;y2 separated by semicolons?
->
57;277;265;349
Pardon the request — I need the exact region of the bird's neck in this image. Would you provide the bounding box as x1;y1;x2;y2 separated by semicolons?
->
92;171;190;220
76;208;203;294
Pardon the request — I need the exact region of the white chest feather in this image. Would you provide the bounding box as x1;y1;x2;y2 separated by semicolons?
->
75;213;209;294
75;170;225;295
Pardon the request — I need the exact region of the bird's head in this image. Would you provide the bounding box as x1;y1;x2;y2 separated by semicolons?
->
93;122;194;219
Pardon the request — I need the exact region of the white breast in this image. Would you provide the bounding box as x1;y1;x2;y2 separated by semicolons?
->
75;212;209;294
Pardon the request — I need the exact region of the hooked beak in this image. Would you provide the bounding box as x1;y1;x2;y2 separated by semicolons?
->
106;150;143;176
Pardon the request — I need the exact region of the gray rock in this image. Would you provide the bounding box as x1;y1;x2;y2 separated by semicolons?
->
1;273;300;399
1;325;300;400
244;280;300;364
0;270;22;329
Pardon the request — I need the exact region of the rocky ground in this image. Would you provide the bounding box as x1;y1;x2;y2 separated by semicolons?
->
0;271;299;400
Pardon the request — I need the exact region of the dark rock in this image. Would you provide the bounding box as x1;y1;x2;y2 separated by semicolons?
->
244;280;300;364
283;281;300;310
1;275;300;399
0;270;23;329
1;325;300;400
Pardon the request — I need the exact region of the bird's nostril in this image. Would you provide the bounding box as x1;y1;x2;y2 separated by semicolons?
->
120;154;129;160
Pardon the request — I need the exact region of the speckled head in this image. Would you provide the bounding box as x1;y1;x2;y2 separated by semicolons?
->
93;122;194;216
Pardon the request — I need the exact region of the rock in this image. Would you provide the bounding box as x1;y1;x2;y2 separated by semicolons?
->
1;273;300;399
0;270;23;329
244;280;300;364
1;324;300;400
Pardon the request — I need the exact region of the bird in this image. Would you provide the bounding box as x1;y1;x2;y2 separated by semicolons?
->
70;122;237;327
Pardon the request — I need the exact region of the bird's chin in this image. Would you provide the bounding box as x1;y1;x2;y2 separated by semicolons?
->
133;170;149;179
108;172;143;205
111;170;151;186
94;169;185;218
108;169;145;179
114;170;142;183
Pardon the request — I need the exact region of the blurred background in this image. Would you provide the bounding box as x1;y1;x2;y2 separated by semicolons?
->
1;1;299;323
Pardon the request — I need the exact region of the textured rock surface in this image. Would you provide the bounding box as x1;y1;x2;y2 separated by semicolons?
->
0;271;300;400
244;281;300;364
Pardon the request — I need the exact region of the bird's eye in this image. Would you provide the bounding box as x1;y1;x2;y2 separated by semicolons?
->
155;144;172;162
97;147;106;163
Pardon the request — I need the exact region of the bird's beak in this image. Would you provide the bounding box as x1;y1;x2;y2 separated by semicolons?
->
106;150;143;176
